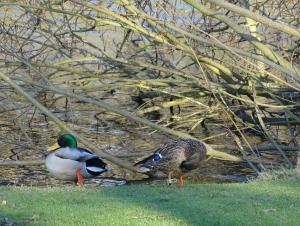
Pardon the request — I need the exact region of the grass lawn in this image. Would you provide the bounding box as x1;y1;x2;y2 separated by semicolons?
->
0;180;299;226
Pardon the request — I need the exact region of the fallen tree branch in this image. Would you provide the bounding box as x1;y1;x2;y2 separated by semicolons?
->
211;144;300;152
1;143;297;167
10;75;242;162
0;72;138;172
0;159;44;166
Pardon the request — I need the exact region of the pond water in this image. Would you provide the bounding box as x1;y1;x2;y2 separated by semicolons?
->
0;90;256;187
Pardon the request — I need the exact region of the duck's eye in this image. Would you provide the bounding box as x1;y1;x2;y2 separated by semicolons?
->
153;153;162;161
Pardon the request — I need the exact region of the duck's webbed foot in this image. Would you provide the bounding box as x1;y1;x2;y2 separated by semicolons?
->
76;168;84;187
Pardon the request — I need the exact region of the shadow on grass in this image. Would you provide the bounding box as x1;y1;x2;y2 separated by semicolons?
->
102;181;300;225
0;214;35;225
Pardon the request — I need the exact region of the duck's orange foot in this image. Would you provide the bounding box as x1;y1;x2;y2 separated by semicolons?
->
76;168;84;187
179;176;184;187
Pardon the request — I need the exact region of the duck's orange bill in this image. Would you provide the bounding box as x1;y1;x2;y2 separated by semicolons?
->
47;142;60;152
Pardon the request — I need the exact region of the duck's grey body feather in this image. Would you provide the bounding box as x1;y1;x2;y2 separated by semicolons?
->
45;147;106;181
54;147;97;162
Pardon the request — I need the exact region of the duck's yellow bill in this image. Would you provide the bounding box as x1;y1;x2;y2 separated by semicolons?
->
47;142;60;152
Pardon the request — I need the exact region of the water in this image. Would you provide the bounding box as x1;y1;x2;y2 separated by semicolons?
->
0;92;255;186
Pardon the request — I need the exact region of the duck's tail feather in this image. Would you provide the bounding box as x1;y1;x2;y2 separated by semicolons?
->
86;158;107;176
134;153;156;166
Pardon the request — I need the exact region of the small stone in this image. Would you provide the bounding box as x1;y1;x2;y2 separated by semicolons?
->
167;178;178;186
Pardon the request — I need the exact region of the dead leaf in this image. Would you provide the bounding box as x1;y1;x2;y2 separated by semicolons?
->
262;208;276;213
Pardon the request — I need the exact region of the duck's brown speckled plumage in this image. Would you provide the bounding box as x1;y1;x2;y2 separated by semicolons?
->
135;139;207;178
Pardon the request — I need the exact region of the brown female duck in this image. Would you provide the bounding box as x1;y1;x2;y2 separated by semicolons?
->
135;139;207;186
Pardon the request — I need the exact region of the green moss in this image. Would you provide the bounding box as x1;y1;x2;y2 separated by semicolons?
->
0;180;299;226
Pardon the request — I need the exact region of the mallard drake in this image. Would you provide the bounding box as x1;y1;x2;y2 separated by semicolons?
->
135;139;207;186
45;133;108;186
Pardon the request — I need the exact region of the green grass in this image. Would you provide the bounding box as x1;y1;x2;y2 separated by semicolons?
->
0;180;299;226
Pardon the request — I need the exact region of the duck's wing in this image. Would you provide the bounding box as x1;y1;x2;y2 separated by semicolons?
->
180;141;207;170
180;153;204;170
134;140;184;166
55;147;97;162
134;153;157;166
